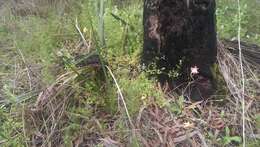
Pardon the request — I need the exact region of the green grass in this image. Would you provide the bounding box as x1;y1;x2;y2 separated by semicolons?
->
217;0;260;44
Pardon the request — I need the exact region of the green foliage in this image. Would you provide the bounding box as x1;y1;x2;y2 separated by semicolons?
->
105;4;143;55
218;127;241;146
255;113;260;132
245;140;260;147
0;108;26;147
168;96;184;115
207;125;242;146
211;63;229;100
217;0;248;39
130;135;141;147
217;0;260;44
119;73;163;116
0;14;78;84
78;0;143;56
146;57;182;80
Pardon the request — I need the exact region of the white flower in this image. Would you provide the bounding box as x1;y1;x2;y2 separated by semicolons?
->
83;27;88;33
191;66;199;75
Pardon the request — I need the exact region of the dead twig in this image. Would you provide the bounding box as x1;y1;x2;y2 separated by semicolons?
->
173;130;208;147
105;65;134;129
75;18;90;53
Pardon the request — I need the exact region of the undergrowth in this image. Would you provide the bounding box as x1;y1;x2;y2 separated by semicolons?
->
0;0;259;146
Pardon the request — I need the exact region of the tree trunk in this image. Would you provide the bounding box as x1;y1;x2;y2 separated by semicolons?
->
142;0;217;100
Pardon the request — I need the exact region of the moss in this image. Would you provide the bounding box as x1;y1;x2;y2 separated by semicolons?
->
211;63;229;97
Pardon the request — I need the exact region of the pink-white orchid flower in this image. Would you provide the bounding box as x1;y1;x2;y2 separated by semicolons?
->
191;66;199;75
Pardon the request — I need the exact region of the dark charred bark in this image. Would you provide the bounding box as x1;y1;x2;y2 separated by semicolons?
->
142;0;217;100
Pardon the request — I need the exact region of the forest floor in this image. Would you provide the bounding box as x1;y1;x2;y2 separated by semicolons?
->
0;0;259;147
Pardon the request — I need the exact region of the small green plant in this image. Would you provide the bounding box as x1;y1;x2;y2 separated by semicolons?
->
255;113;260;129
168;96;184;115
119;73;164;116
220;127;242;146
145;57;183;80
0;108;26;147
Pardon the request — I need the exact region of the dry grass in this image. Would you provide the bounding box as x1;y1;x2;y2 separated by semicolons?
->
218;40;260;141
25;71;77;146
0;0;72;17
8;38;258;146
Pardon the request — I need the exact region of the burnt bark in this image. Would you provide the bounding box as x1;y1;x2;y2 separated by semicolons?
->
142;0;217;100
